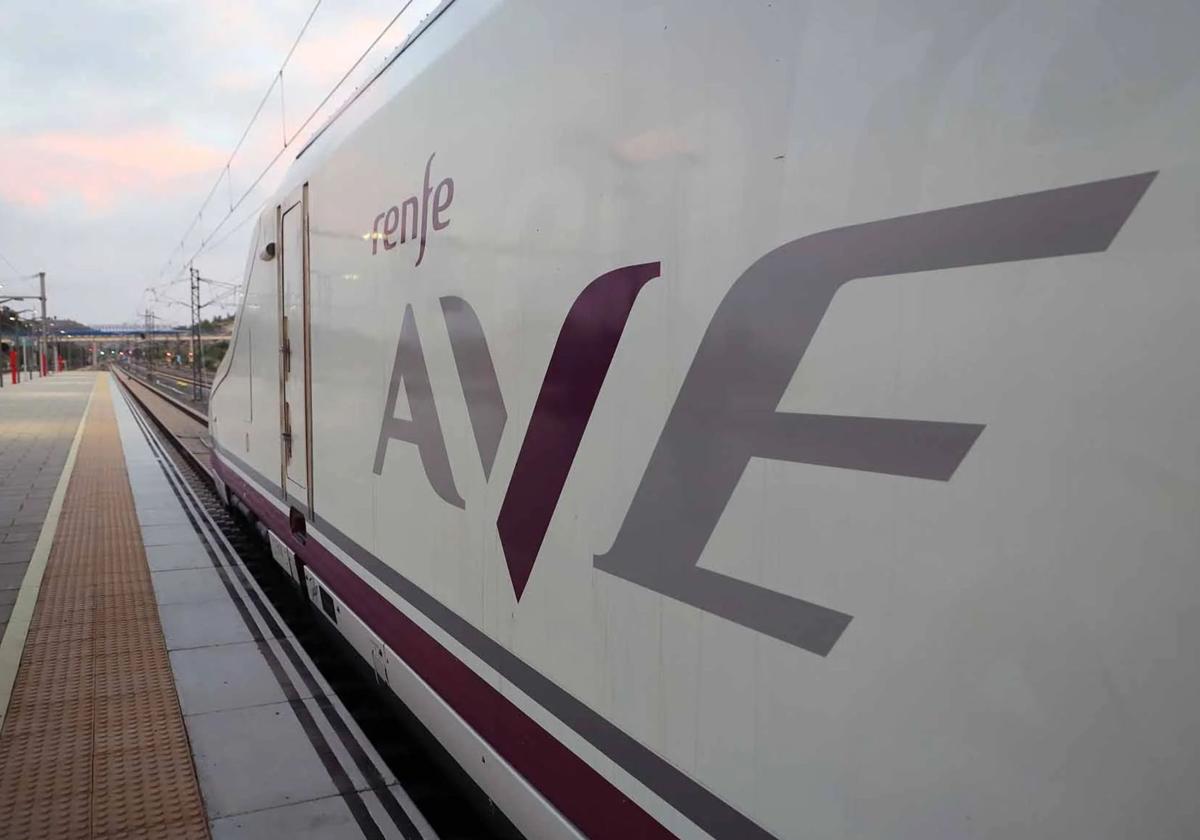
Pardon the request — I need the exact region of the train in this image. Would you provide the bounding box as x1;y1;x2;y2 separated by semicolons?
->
208;1;1200;838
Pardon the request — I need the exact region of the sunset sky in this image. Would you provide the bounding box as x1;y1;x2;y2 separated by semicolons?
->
0;0;439;325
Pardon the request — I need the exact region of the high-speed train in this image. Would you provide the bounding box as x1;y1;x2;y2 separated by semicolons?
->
208;2;1200;837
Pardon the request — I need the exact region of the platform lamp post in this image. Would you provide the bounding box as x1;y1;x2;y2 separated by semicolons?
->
188;267;211;401
37;271;47;376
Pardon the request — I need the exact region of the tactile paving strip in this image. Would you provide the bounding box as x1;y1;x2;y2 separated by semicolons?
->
0;376;210;839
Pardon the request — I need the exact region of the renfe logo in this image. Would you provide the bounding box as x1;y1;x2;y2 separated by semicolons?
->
372;172;1156;656
369;152;454;267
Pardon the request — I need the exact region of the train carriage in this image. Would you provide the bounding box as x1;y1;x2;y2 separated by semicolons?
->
209;2;1200;837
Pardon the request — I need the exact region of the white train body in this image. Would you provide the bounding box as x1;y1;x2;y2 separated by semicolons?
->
209;2;1200;837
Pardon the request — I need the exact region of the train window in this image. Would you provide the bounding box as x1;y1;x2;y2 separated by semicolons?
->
319;588;336;622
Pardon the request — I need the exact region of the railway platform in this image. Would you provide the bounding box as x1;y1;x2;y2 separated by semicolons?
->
0;373;431;839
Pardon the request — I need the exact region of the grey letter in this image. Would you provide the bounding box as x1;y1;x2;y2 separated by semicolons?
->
441;296;506;479
373;304;465;508
597;172;1156;656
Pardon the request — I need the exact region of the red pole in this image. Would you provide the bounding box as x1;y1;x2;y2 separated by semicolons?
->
8;351;16;384
58;354;65;372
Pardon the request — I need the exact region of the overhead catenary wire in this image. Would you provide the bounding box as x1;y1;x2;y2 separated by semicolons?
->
205;286;244;311
146;263;244;321
0;248;26;281
157;0;325;281
170;0;421;279
201;276;242;291
152;0;422;299
195;197;271;259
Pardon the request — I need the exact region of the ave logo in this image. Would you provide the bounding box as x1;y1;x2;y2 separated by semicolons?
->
372;171;1155;656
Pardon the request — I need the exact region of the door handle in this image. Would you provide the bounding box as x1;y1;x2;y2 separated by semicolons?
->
281;315;291;376
282;402;293;461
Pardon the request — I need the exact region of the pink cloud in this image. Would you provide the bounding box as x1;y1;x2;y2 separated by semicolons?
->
0;126;224;213
213;66;267;93
289;15;399;83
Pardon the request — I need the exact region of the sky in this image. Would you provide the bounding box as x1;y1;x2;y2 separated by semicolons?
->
0;0;440;327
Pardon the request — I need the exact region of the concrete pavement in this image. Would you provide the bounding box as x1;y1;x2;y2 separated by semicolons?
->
0;373;94;641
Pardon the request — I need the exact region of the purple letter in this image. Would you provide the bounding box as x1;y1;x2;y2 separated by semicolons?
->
383;206;399;251
371;212;386;255
416;153;436;266
497;262;660;599
433;178;454;231
400;197;418;244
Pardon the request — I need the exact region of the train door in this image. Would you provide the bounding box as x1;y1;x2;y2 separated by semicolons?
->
278;184;313;512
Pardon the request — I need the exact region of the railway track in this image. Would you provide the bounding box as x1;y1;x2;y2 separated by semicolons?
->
119;362;211;410
112;369;520;840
